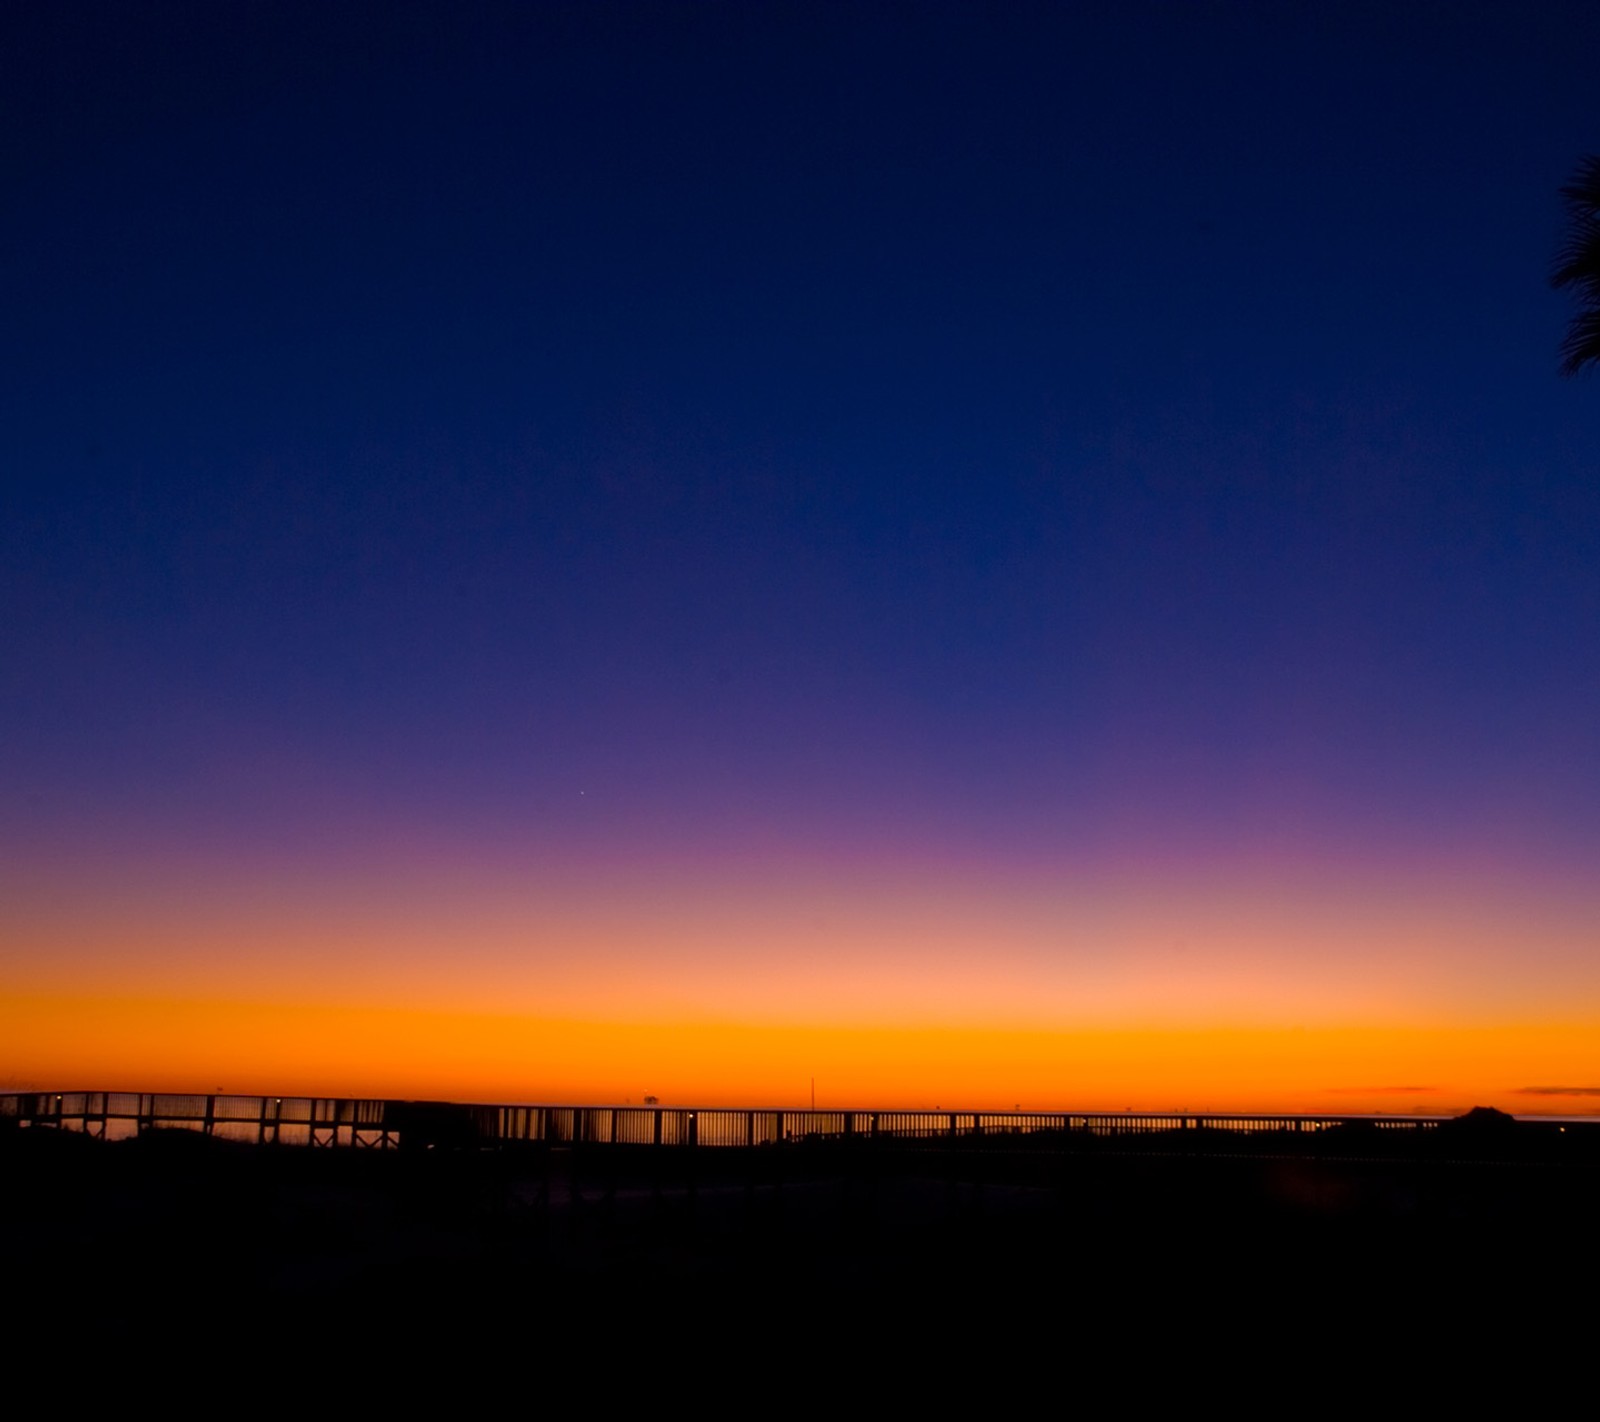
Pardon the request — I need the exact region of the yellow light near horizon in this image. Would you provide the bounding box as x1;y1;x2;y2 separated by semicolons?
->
3;990;1595;1116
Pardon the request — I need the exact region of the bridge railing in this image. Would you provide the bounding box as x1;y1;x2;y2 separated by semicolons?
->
1;1090;1455;1152
0;1091;401;1147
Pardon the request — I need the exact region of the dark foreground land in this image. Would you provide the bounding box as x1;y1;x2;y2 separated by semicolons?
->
7;1114;1597;1384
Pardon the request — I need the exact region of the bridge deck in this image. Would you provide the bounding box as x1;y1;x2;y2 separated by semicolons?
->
6;1090;1588;1157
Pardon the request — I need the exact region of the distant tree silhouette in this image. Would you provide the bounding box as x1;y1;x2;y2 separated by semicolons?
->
1553;154;1600;376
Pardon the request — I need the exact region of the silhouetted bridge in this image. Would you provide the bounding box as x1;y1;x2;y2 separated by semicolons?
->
6;1091;1588;1157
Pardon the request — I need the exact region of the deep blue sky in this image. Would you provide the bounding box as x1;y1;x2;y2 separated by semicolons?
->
4;1;1598;879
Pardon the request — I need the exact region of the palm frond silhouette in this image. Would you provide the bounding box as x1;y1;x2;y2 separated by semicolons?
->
1553;154;1600;376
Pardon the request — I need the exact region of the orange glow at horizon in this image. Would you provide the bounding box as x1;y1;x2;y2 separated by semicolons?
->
3;991;1596;1117
6;856;1599;1115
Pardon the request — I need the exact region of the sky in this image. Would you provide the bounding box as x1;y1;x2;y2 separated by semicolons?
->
3;2;1598;1112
